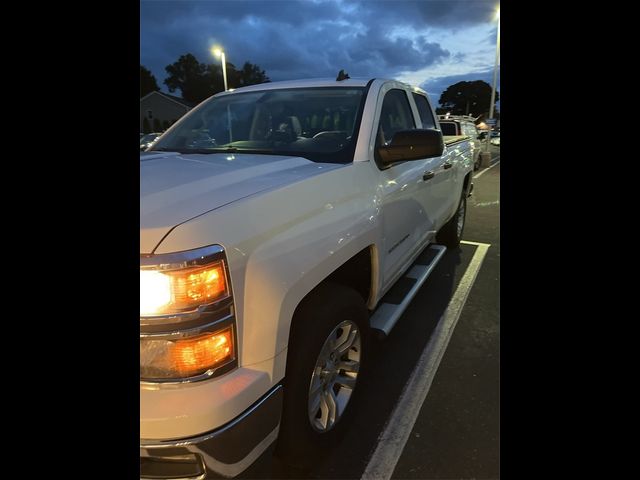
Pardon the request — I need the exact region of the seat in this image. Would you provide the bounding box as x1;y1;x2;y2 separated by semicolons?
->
286;116;302;137
378;113;394;146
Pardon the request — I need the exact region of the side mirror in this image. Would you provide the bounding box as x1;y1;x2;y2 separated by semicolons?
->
377;129;444;166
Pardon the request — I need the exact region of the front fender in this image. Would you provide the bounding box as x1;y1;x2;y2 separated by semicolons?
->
153;162;380;380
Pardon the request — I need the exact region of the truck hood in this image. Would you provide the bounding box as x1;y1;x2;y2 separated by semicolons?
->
140;151;344;253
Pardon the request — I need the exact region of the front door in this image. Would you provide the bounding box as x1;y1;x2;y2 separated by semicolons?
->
374;87;434;291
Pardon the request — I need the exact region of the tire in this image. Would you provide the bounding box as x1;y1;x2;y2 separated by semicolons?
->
436;192;466;248
276;282;369;467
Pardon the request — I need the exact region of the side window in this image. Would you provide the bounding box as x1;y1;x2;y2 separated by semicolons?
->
411;93;436;129
376;89;416;147
440;122;457;136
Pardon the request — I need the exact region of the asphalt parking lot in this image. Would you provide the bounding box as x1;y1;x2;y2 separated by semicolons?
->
241;146;501;480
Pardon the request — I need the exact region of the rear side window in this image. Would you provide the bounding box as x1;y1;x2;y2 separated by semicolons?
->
411;93;436;129
440;122;457;136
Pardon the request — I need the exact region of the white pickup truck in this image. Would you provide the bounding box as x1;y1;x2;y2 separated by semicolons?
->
140;77;474;479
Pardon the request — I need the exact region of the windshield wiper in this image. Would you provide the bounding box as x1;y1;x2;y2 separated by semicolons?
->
149;147;217;154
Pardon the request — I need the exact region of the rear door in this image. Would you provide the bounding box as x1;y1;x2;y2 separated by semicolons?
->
412;93;455;230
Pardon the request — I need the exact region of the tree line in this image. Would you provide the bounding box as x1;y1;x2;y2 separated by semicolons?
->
435;80;500;122
141;53;270;103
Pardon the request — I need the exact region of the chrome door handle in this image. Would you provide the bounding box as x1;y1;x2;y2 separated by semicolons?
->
443;162;453;169
423;171;435;181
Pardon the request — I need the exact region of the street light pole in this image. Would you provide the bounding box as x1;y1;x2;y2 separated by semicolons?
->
220;51;228;92
483;7;500;161
212;47;228;91
488;8;500;124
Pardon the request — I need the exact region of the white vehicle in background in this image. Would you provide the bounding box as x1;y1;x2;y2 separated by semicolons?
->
490;131;500;146
140;132;162;151
140;76;474;479
438;114;481;170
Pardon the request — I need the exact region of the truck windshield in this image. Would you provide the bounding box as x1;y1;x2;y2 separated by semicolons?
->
150;87;367;163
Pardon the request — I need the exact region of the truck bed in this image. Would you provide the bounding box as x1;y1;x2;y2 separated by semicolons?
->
443;135;469;146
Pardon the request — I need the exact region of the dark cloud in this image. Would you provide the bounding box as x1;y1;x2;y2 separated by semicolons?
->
378;0;497;29
141;0;498;99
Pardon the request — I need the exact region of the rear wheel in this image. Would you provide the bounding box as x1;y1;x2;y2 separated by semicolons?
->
436;192;466;248
276;283;369;467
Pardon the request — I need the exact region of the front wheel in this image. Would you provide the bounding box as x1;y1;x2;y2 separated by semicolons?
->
436;193;466;248
276;283;369;467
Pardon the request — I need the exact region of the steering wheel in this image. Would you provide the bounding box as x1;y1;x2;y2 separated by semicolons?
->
267;122;297;143
312;130;347;139
188;134;217;148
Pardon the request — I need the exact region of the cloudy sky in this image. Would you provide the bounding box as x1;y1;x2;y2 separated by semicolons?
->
140;0;500;107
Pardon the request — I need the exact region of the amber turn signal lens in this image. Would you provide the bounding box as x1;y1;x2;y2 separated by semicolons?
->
140;327;235;380
172;329;234;377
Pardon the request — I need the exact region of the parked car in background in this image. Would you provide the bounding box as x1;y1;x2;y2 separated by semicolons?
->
140;132;162;151
438;114;481;170
490;132;500;146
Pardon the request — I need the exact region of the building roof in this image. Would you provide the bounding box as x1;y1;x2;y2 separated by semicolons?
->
140;90;196;108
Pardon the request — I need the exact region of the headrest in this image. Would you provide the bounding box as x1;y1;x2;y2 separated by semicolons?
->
286;116;302;137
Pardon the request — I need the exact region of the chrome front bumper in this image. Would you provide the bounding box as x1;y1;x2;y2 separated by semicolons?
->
140;384;283;479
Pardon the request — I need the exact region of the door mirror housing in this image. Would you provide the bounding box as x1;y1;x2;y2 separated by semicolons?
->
377;129;444;166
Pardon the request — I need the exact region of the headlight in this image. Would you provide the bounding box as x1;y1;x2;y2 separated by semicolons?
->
140;260;228;316
140;245;237;382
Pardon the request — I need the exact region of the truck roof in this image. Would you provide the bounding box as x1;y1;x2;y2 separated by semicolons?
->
225;78;371;94
217;77;423;95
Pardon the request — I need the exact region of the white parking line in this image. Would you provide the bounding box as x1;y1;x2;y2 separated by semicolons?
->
473;157;500;179
461;240;490;246
361;241;491;480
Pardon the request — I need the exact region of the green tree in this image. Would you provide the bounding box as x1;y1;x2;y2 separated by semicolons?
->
438;81;499;117
140;65;160;98
164;53;212;104
205;63;227;95
234;62;270;88
142;117;151;134
164;53;271;104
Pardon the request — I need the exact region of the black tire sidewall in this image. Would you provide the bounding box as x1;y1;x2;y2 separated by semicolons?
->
456;194;466;241
276;283;369;465
437;192;466;248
